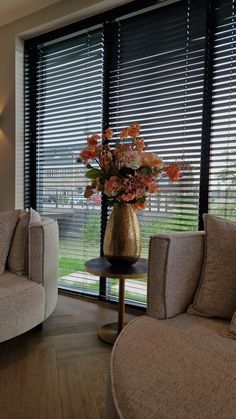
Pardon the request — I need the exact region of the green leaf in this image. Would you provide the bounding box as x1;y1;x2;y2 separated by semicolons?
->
86;163;93;169
86;168;102;179
137;196;146;203
140;166;152;175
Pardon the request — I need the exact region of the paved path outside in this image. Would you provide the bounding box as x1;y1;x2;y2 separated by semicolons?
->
62;271;147;297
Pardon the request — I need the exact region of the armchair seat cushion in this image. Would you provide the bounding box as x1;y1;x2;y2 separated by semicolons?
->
0;270;45;342
111;314;236;419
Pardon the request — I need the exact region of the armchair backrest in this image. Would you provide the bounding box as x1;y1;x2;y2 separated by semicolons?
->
29;217;59;318
147;231;205;319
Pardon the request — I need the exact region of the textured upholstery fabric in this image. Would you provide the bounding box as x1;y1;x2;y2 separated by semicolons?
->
0;210;20;275
148;232;204;319
7;208;41;275
188;214;236;319
111;230;236;419
0;270;45;343
29;218;58;318
226;311;236;340
111;315;236;419
29;208;41;225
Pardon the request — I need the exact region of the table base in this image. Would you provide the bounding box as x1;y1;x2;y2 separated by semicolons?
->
98;322;127;345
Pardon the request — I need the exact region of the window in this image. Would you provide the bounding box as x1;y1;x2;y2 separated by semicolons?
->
208;0;236;220
24;0;236;307
25;26;104;296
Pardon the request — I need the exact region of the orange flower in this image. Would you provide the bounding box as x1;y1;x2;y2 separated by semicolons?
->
141;152;164;170
87;135;100;146
132;201;146;211
140;175;153;186
80;145;100;162
80;149;92;162
104;128;113;139
119;128;129;139
148;182;158;194
128;123;140;138
84;185;93;198
164;164;183;181
120;193;136;202
135;138;146;151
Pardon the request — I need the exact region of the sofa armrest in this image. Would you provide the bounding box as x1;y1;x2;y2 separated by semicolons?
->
147;231;205;319
28;217;59;318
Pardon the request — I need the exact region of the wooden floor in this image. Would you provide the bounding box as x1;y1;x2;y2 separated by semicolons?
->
0;293;142;419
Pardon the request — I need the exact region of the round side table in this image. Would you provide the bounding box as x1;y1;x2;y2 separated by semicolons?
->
85;257;148;345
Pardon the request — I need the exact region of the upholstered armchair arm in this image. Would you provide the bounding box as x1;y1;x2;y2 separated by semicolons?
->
147;231;205;319
28;217;59;318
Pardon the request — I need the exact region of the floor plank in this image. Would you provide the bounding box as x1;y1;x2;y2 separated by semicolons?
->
0;294;141;419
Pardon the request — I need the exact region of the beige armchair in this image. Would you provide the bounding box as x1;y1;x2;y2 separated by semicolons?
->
0;217;58;343
111;232;236;419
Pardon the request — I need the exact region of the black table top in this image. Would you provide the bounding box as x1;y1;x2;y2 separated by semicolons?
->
85;257;148;279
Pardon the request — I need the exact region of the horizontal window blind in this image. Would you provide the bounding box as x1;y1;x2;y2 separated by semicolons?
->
24;0;236;307
25;27;104;294
107;0;207;304
208;0;236;221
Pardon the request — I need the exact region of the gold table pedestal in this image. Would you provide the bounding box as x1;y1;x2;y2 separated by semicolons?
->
85;257;148;345
98;322;127;345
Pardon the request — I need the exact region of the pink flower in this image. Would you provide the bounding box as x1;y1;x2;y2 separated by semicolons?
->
100;150;113;172
114;143;130;160
104;176;123;197
122;175;147;199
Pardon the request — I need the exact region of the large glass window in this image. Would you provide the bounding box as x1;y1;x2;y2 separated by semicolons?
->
25;27;104;296
24;0;236;306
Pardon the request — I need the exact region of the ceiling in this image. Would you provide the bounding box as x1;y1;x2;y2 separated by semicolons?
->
0;0;62;27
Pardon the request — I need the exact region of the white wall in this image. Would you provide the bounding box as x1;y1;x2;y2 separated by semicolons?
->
0;0;130;210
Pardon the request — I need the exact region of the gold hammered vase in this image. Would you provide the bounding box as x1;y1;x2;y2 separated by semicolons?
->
103;203;141;267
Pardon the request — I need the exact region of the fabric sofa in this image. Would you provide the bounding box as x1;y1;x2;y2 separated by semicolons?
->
0;212;58;343
111;230;236;419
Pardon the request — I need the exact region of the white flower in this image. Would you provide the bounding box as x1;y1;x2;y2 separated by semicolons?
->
120;150;141;170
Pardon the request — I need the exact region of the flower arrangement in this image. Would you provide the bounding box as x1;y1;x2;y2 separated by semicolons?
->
77;123;188;211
